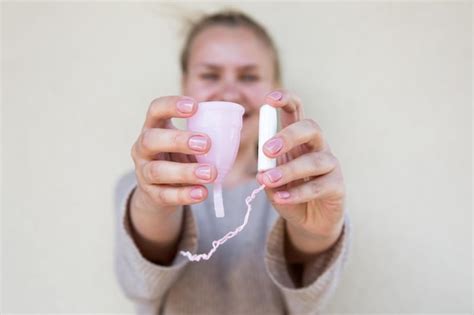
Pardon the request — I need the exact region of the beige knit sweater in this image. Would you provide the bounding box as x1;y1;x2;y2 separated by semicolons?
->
115;172;350;314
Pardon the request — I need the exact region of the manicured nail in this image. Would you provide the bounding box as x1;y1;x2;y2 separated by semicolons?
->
264;168;282;183
195;165;211;180
268;91;282;101
264;137;283;154
177;99;194;113
276;191;290;199
188;135;208;151
190;187;204;200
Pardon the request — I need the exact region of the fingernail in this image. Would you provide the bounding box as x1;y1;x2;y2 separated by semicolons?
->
195;165;211;180
177;99;194;113
277;191;290;199
188;136;208;151
264;168;282;183
190;187;204;200
264;137;283;154
268;91;282;101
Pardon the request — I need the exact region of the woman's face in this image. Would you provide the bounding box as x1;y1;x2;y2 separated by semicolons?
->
182;25;277;150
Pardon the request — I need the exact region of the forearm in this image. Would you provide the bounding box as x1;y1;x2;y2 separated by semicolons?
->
284;219;344;264
128;187;184;265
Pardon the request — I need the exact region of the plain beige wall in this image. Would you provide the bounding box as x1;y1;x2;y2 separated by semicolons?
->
2;1;472;313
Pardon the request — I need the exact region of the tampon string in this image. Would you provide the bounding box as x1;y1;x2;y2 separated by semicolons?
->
180;184;266;261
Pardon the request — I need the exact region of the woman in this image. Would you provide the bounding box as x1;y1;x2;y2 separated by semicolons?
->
115;10;350;314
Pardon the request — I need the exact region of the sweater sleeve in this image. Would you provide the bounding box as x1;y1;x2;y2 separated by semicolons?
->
264;215;351;315
114;172;198;314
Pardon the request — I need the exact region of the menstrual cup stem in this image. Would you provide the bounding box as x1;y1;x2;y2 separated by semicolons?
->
213;183;225;218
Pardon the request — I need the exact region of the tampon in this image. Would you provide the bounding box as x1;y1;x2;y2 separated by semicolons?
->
258;104;278;172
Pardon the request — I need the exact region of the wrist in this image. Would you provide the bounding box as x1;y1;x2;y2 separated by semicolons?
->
284;219;343;263
129;187;183;238
128;187;185;264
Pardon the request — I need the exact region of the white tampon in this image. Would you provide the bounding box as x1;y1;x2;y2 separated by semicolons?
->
258;104;278;171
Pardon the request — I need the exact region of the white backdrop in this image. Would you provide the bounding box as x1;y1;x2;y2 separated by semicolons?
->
2;2;472;313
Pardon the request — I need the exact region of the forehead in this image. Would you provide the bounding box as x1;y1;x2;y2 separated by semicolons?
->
188;25;273;69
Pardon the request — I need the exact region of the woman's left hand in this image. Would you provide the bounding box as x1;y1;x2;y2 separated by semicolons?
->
257;90;345;261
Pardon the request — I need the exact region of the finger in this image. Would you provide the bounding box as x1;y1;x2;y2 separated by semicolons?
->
169;152;198;164
143;96;197;129
262;118;324;158
136;128;211;158
257;151;337;188
144;184;209;206
264;90;304;128
142;160;217;185
268;172;344;205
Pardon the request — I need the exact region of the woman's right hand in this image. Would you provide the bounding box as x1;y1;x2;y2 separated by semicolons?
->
130;96;218;216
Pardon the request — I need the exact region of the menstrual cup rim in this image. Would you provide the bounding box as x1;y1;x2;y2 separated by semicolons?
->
197;101;245;115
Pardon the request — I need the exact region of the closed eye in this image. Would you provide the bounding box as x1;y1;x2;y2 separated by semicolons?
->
200;73;219;81
240;74;259;82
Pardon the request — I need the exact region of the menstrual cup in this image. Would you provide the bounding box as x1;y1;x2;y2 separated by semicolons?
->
187;101;245;218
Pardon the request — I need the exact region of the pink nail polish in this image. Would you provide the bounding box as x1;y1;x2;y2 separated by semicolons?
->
190;187;204;199
195;165;212;180
277;191;290;199
264;168;282;183
188;136;208;151
268;91;283;101
177;99;194;113
264;138;283;154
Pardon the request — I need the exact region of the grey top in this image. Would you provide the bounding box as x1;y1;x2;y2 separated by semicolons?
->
115;172;350;314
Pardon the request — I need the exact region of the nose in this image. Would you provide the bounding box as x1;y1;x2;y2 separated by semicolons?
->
218;80;242;103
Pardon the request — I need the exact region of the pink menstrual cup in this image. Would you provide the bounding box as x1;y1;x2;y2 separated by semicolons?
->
187;101;245;218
